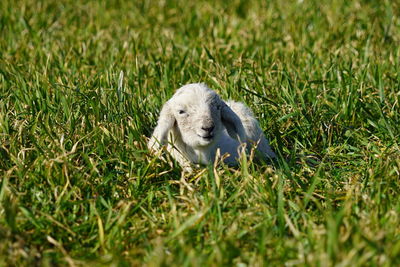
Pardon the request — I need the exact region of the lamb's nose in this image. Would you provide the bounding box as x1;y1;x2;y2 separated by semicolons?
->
201;125;215;133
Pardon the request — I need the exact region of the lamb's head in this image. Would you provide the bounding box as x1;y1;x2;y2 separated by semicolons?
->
168;83;224;148
149;83;246;151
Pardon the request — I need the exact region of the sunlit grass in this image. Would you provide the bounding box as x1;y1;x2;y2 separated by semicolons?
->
1;0;399;265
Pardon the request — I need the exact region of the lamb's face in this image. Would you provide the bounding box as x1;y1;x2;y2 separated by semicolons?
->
170;84;223;148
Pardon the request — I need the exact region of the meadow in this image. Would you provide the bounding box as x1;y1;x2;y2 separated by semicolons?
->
1;0;400;265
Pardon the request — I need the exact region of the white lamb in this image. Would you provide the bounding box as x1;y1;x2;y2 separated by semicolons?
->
148;83;276;171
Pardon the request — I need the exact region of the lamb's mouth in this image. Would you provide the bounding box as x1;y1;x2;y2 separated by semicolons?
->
198;134;213;141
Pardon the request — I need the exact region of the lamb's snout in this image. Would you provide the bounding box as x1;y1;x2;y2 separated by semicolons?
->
198;118;215;139
201;125;215;134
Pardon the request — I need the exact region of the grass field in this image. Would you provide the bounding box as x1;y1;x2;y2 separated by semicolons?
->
1;0;400;265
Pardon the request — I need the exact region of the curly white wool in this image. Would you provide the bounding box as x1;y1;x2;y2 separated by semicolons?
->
148;83;276;170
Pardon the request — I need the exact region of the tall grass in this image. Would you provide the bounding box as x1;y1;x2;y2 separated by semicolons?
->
1;0;399;265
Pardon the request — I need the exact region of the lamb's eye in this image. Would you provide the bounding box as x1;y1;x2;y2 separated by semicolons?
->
216;105;221;110
178;110;186;115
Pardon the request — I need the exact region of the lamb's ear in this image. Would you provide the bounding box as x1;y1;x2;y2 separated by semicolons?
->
148;101;175;150
221;101;246;142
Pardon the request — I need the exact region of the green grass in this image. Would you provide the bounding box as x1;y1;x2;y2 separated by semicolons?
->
1;0;400;265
